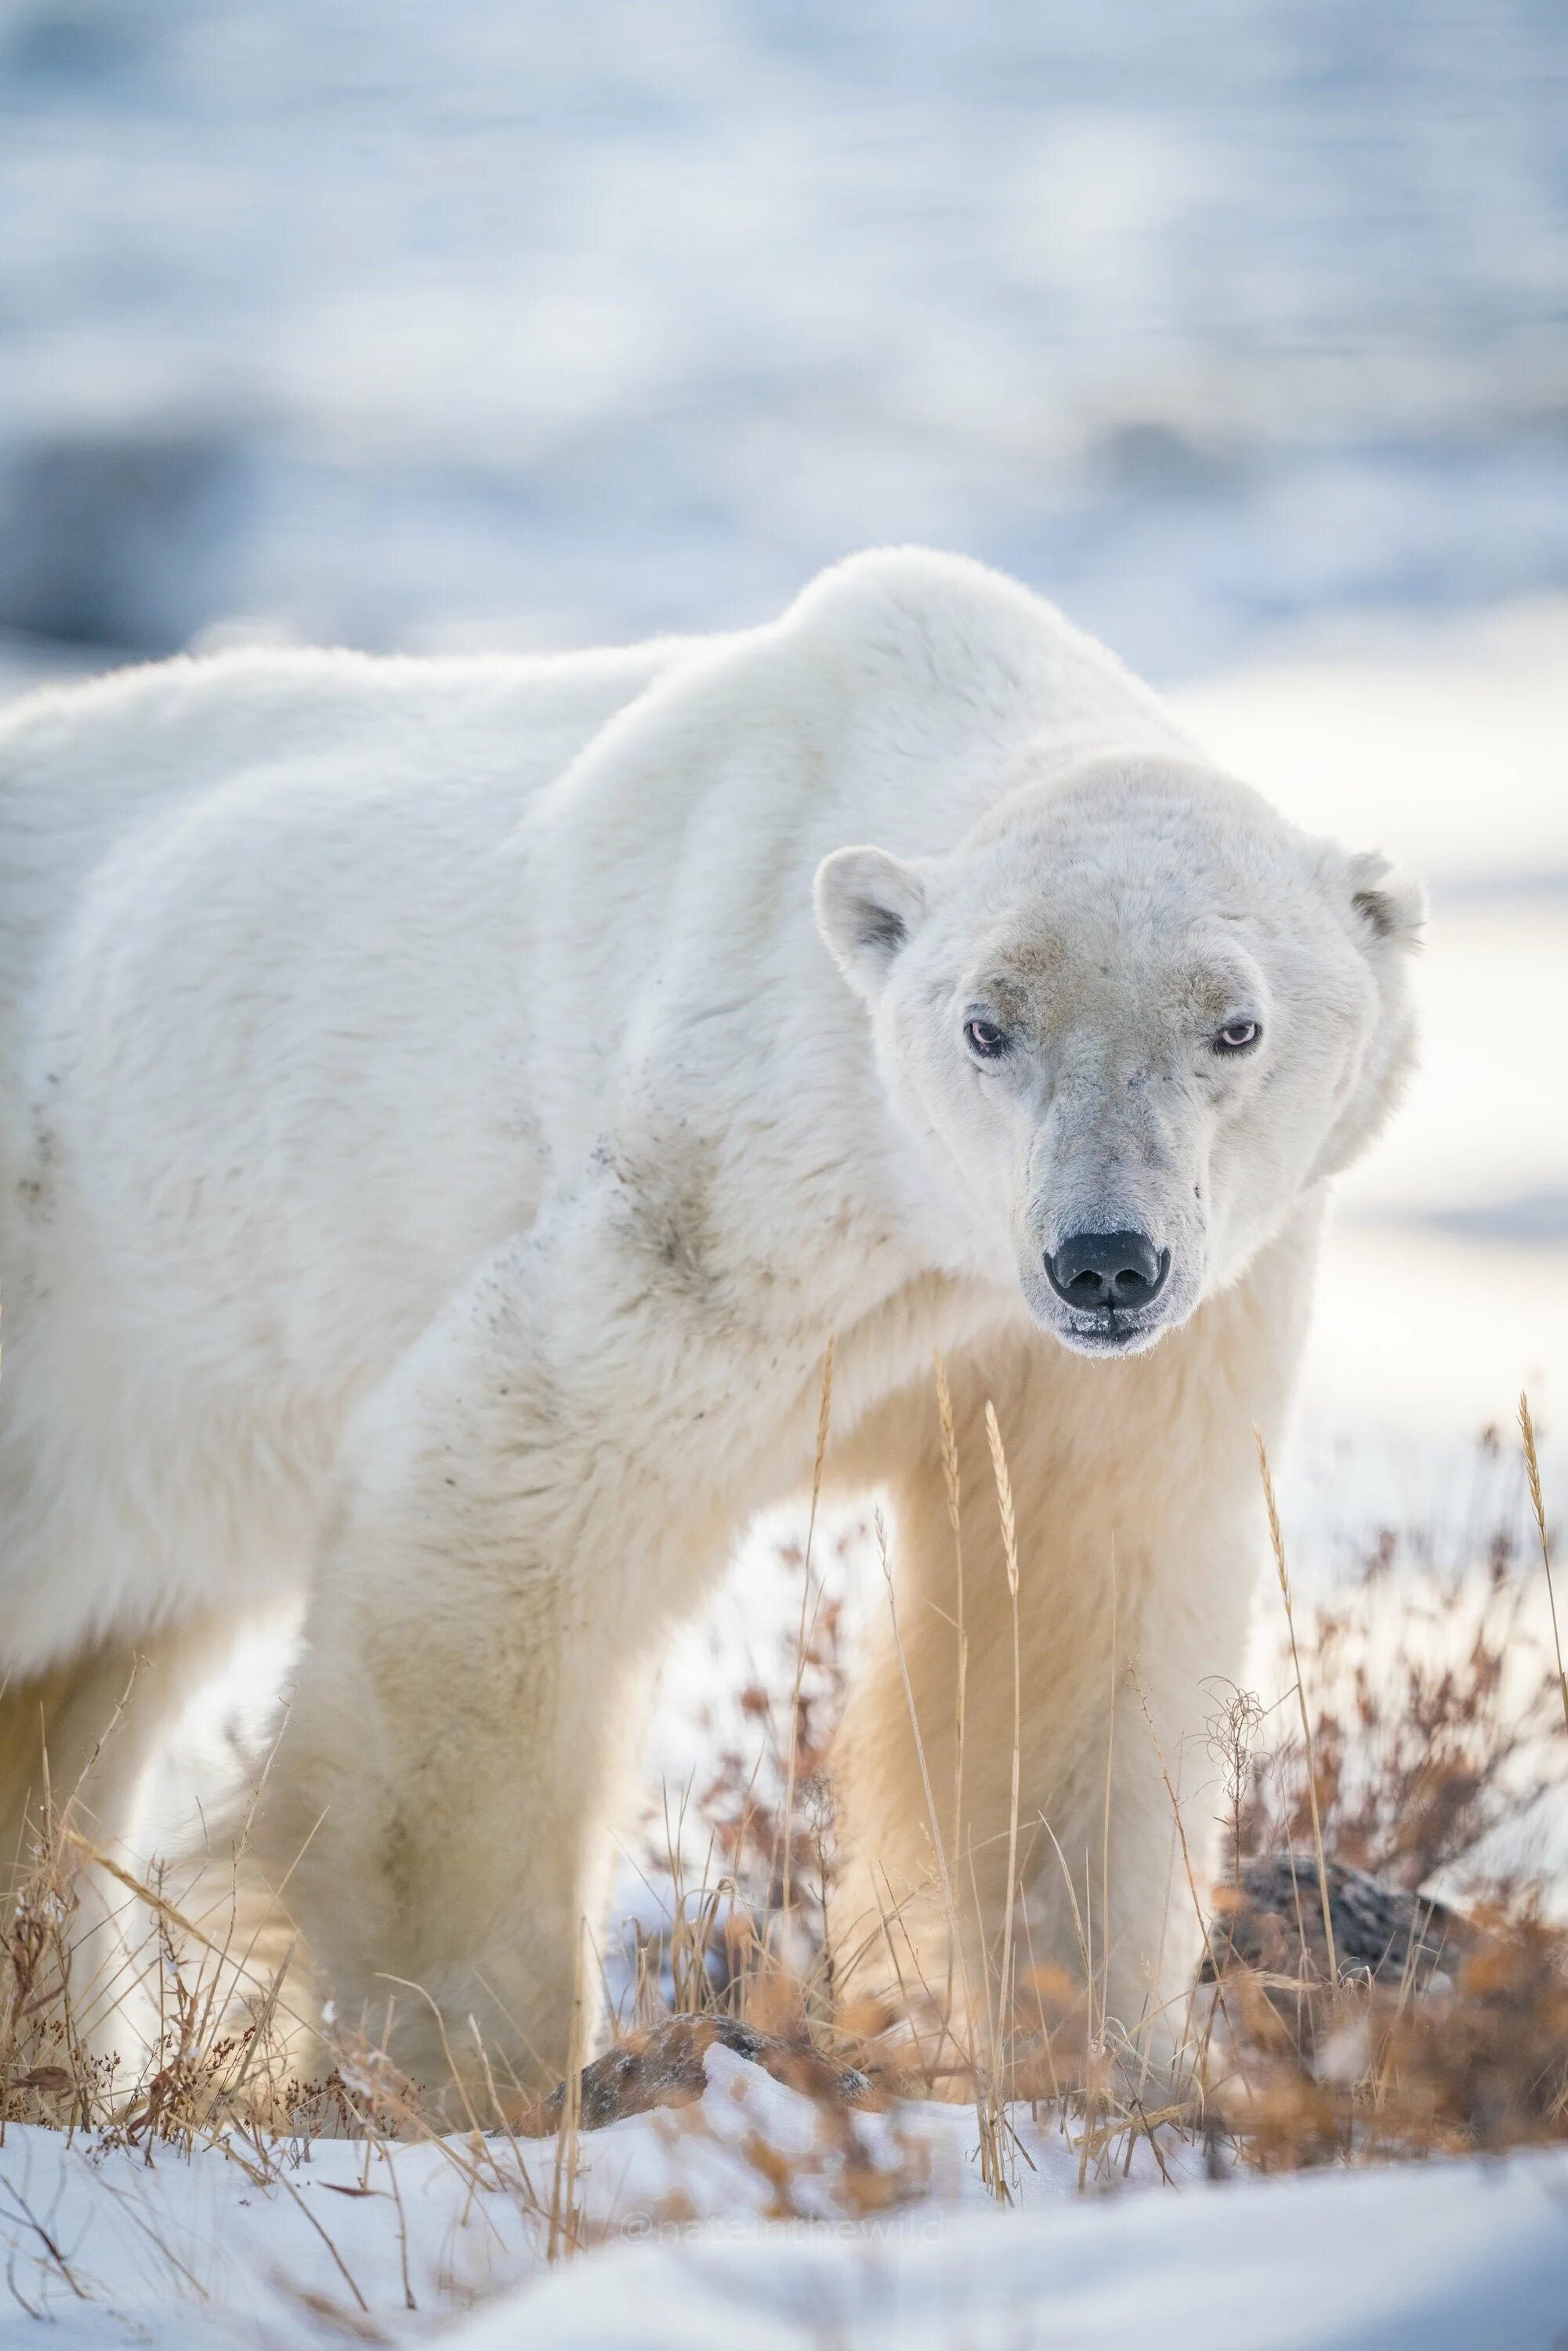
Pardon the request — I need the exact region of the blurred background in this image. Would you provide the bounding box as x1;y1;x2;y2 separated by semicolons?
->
1;0;1564;1559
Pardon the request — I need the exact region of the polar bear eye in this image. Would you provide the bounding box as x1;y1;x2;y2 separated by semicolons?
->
965;1017;1010;1060
1214;1020;1261;1053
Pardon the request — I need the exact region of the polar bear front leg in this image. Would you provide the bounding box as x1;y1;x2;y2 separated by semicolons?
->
833;1325;1269;2091
255;1223;715;2099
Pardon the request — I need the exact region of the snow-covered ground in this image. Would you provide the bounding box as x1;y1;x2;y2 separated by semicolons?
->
459;2139;1568;2351
5;2041;1568;2349
0;2041;1195;2343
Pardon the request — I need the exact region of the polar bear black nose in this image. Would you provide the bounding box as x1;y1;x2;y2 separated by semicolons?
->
1045;1230;1170;1313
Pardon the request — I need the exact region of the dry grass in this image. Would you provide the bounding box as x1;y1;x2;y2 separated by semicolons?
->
2;1376;1566;2241
616;1378;1568;2183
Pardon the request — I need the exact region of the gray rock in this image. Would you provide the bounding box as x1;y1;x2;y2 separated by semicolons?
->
529;2011;874;2135
1203;1851;1471;1986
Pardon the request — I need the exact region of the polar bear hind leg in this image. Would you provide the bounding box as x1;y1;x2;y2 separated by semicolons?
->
0;1615;240;2053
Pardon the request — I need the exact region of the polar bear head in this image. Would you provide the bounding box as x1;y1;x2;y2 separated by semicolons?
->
815;753;1421;1356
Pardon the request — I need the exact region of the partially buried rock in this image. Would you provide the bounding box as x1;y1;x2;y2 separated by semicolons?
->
1203;1852;1473;1988
523;2012;875;2136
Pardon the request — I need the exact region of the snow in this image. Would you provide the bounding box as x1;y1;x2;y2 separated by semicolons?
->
454;2146;1568;2351
2;2045;1566;2347
0;2043;1194;2345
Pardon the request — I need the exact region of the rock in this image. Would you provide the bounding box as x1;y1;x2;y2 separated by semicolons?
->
523;2012;875;2136
1203;1851;1472;1987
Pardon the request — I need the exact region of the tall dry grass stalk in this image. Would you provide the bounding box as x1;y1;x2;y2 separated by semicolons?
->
932;1356;967;1911
546;1921;587;2259
982;1396;1023;2198
1125;1661;1231;2054
871;1505;1019;2199
1520;1391;1568;1740
779;1337;835;1925
1256;1431;1338;1983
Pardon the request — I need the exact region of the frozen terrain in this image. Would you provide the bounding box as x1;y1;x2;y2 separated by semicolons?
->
5;2043;1568;2349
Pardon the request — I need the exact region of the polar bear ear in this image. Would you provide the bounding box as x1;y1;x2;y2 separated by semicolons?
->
1342;850;1425;955
814;845;929;999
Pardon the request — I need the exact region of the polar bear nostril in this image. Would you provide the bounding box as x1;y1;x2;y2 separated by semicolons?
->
1045;1230;1169;1313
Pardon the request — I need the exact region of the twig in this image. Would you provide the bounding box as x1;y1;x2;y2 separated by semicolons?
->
780;1338;835;1922
933;1356;967;1889
875;1509;998;2188
1520;1394;1568;1739
1255;1433;1338;1983
983;1403;1023;2110
547;1921;587;2260
0;2179;90;2302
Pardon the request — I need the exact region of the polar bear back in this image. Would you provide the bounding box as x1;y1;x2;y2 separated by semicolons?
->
0;551;1197;1439
0;638;697;1392
0;635;693;1034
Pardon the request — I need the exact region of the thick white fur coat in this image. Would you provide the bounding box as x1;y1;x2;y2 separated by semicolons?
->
0;552;1418;2085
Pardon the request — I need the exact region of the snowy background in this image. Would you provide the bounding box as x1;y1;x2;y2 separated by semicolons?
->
1;0;1563;1487
2;0;1568;672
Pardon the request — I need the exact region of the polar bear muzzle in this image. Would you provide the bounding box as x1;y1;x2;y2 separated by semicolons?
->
1043;1229;1171;1317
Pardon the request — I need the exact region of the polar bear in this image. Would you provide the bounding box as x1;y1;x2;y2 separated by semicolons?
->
0;549;1419;2089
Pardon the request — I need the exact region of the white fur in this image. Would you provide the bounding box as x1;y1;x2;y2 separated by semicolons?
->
0;551;1419;2085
